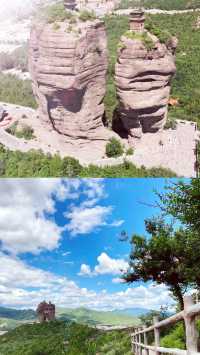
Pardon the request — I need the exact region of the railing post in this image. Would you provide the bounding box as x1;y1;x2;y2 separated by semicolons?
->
184;295;198;355
136;328;139;355
138;327;142;355
143;326;149;355
153;316;160;355
132;332;136;354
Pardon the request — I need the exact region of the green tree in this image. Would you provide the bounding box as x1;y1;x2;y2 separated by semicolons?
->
123;218;198;309
157;179;200;233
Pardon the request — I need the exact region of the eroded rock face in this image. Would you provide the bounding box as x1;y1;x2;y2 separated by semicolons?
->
29;18;109;141
114;26;177;142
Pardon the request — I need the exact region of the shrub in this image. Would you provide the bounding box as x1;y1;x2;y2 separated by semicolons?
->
43;4;74;23
106;138;124;157
52;22;61;31
6;122;35;140
60;157;82;177
124;31;155;50
79;10;96;22
164;118;177;130
126;147;134;155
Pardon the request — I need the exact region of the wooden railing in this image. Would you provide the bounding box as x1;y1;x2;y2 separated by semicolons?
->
131;295;200;355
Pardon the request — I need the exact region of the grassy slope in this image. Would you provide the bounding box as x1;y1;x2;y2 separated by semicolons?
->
0;306;139;330
0;321;132;355
56;307;140;326
118;0;200;10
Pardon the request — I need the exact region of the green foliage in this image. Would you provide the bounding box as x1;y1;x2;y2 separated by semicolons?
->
0;144;176;177
124;30;155;50
156;179;200;234
0;321;132;355
124;218;200;308
106;137;124;157
0;74;37;108
124;180;200;309
126;147;134;156
79;10;96;22
6;121;35;140
164;117;177;130
160;322;186;349
57;307;139;326
42;3;74;23
118;0;200;10
145;18;172;44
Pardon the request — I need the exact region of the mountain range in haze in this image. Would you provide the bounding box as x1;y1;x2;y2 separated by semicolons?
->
0;306;150;330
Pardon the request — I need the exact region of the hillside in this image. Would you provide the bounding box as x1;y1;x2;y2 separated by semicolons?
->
0;306;140;331
0;306;36;320
56;307;140;326
0;321;132;355
119;0;200;10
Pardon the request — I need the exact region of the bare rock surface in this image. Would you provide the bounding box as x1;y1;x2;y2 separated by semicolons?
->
114;13;177;142
29;17;114;147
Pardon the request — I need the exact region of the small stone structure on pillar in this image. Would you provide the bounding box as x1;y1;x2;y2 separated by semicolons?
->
114;9;177;145
64;0;77;11
36;301;56;322
129;9;145;32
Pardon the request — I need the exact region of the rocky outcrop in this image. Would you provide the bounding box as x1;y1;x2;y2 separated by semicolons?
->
114;11;177;143
29;17;111;142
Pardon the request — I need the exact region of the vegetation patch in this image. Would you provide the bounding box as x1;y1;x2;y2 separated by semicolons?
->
118;0;200;11
0;74;37;109
124;30;155;50
145;18;172;44
106;137;124;157
6;121;35;140
39;3;75;23
0;321;132;355
79;10;97;22
0;144;176;177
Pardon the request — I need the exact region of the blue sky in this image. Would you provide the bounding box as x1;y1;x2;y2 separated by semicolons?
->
0;178;188;311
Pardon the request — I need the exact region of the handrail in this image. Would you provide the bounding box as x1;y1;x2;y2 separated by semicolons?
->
131;295;200;355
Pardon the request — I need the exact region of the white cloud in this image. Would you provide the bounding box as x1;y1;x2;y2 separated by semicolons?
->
0;179;81;254
94;253;128;275
78;264;92;276
0;179;110;254
65;205;112;236
110;220;124;227
62;252;71;256
79;253;129;277
112;277;125;284
0;253;174;311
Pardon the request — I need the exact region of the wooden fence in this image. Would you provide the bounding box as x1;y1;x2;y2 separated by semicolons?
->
131;295;200;355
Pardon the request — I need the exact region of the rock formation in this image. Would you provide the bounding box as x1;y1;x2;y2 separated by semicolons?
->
114;9;177;143
29;11;111;143
36;301;55;322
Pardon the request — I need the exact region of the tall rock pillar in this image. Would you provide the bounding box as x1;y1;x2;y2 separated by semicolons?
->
114;9;177;144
